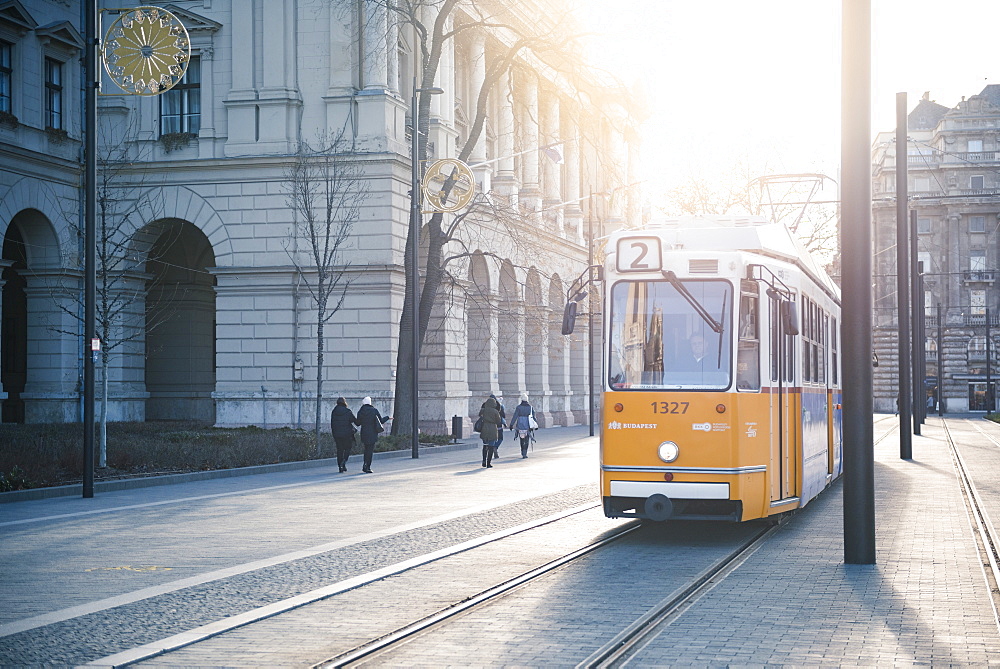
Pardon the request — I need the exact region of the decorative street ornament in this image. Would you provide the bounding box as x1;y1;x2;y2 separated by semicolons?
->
422;158;476;212
102;6;190;96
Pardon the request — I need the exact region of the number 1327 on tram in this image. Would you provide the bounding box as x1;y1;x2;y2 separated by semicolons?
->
590;216;842;522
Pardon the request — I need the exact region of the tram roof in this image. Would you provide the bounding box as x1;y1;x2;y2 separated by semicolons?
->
612;215;840;299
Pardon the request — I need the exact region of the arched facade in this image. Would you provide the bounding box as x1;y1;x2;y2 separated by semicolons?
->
0;0;643;431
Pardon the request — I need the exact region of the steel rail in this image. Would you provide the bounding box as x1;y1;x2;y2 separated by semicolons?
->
575;522;777;668
316;520;641;668
942;418;1000;632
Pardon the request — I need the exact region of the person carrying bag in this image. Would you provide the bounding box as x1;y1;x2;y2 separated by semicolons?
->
508;393;536;459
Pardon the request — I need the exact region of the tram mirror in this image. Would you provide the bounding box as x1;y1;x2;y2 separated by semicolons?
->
561;301;578;335
781;300;799;336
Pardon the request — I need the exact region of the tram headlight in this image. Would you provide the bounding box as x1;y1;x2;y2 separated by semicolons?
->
657;441;679;463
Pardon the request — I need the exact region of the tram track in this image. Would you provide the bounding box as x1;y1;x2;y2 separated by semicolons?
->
941;418;1000;630
574;521;776;668
86;500;621;667
317;520;642;668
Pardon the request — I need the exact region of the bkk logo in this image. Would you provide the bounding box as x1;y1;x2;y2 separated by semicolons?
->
692;423;712;432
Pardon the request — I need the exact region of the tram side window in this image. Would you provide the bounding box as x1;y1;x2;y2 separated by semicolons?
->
832;317;839;385
785;297;795;383
769;298;780;382
820;313;828;384
736;291;760;390
802;299;810;382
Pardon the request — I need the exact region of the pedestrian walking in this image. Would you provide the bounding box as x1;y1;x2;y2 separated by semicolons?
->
481;393;506;459
478;396;501;468
330;397;359;472
356;397;390;474
508;392;537;458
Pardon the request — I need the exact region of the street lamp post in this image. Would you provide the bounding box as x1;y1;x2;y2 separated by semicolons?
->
409;77;443;459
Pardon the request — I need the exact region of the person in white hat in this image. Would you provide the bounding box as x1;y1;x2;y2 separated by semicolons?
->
356;396;390;473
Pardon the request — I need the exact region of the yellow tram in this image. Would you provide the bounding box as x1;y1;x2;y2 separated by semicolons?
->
595;216;841;522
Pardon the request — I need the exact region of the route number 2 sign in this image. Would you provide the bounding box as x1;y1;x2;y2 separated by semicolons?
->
616;237;662;273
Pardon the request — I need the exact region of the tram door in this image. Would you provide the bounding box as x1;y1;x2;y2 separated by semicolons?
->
769;298;798;501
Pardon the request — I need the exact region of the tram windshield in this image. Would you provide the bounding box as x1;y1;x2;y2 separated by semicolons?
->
608;279;732;390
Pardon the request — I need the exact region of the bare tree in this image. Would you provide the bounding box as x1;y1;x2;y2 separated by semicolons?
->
51;111;174;467
284;131;368;452
340;0;599;434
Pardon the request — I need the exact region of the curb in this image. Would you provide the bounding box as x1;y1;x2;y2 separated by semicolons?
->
0;439;481;504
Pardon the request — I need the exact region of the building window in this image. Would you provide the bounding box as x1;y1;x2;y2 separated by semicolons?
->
971;289;986;316
917;251;931;273
971;174;985;190
914;177;930;192
968;139;983;153
971;250;987;272
970;215;986;233
160;56;200;136
44;58;62;130
917;217;931;234
0;40;11;114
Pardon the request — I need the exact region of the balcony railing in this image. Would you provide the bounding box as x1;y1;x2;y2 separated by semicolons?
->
962;270;996;285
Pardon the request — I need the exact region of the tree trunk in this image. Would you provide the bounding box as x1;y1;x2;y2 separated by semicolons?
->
314;316;325;456
99;356;108;468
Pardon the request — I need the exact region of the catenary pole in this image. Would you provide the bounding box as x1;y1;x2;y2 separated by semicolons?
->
82;0;97;497
409;77;420;458
910;212;922;432
588;189;595;437
895;93;913;454
914;257;926;426
937;304;944;415
841;0;876;564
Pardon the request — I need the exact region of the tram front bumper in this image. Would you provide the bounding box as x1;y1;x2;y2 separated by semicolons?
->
605;480;738;522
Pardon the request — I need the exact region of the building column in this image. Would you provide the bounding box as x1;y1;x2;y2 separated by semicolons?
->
493;70;517;203
223;0;258;156
20;271;83;423
468;32;490;194
257;0;302;154
362;0;389;91
0;259;12;405
518;73;541;221
563;112;583;243
541;91;563;233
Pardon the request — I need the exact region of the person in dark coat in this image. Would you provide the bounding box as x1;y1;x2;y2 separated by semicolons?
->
356;396;390;473
508;393;536;458
478;396;501;468
330;397;359;472
481;393;506;459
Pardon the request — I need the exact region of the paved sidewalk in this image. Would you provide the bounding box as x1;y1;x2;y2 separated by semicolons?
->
627;415;1000;665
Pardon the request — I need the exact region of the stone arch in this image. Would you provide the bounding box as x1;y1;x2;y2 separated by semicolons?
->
143;219;217;422
132;185;233;265
466;252;493;413
2;205;70;423
0;179;66;269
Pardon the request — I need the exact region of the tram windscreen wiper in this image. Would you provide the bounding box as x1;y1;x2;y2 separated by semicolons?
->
661;271;725;334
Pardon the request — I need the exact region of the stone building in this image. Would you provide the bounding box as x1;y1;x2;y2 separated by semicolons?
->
872;87;1000;413
0;0;642;430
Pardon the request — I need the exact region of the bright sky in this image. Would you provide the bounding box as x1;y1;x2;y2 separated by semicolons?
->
577;0;1000;202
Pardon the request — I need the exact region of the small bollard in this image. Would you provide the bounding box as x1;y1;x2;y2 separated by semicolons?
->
451;415;463;443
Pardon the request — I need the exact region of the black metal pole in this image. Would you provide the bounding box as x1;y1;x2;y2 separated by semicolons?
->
588;189;595;437
895;93;913;455
410;77;420;458
987;307;993;413
841;0;875;564
915;262;926;425
909;210;920;435
82;0;97;498
937;304;944;416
